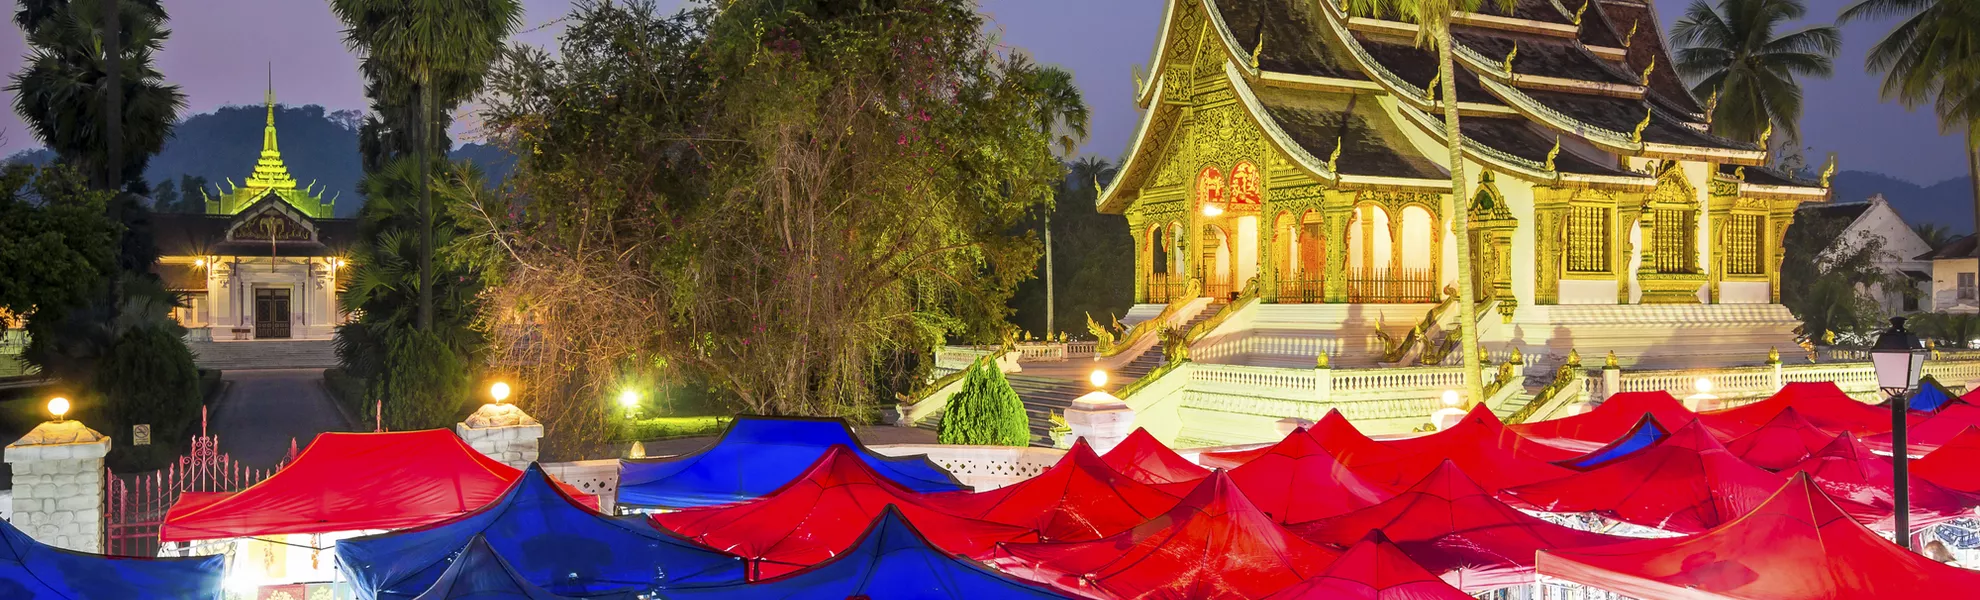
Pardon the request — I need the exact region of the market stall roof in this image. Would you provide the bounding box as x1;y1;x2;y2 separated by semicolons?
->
1553;415;1669;471
1913;426;1980;492
1697;382;1897;438
1308;409;1406;468
1883;376;1961;413
652;445;1034;580
1511;391;1695;453
1723;408;1835;471
664;507;1068;600
1864;402;1980;455
408;536;572;600
1778;432;1980;531
1503;421;1784;534
1099;428;1212;485
616;416;966;508
925;439;1181;542
1262;530;1475;600
1536;475;1980;599
1289;461;1632;593
988;471;1340;600
1212;427;1395;523
338;465;743;600
161;430;590;542
1348;405;1575;493
0;516;223;599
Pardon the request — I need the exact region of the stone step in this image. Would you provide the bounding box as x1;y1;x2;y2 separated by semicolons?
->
187;340;339;371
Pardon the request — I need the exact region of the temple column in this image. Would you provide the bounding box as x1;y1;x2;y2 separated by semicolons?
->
1322;200;1352;303
1532;188;1569;305
1615;199;1643;304
1127;212;1148;303
1768;200;1797;303
1706;194;1735;304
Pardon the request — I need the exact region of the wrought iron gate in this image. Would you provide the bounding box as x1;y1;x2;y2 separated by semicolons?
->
104;408;288;557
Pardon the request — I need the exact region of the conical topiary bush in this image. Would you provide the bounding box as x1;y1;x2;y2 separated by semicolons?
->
939;360;1031;446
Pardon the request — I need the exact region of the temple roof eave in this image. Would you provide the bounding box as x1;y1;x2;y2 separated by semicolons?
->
1135;0;1183;109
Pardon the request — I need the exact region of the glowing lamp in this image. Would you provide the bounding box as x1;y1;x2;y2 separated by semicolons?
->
617;389;640;408
193;258;205;268
1441;389;1460;407
47;397;68;422
490;382;512;404
1202;204;1224;217
1693;378;1713;394
1090;370;1109;388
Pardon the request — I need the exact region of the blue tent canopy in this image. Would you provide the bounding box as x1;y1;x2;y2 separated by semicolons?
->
1554;414;1669;471
337;464;745;600
616;416;967;508
0;516;222;599
411;536;571;600
1903;377;1959;413
665;506;1068;600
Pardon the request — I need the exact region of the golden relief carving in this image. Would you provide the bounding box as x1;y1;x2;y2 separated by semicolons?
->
1229;161;1263;205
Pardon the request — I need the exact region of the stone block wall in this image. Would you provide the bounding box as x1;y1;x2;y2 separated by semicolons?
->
456;403;544;470
4;420;110;553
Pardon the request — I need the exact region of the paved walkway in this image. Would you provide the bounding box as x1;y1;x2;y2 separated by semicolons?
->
209;369;354;468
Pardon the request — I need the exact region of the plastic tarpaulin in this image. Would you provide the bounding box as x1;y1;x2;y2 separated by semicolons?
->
616;416;965;508
664;507;1069;600
1262;531;1474;600
924;439;1180;542
1511;391;1695;453
1865;403;1980;454
162;430;591;542
1913;426;1980;492
988;471;1339;600
1198;410;1400;470
1348;405;1574;494
1777;432;1980;532
1202;427;1395;523
409;536;572;600
0;516;223;599
337;465;744;600
1888;376;1960;413
1099;428;1211;485
1536;475;1980;599
1503;421;1784;534
1289;461;1631;593
1696;382;1897;438
653;445;1034;579
1553;415;1669;471
1722;408;1835;471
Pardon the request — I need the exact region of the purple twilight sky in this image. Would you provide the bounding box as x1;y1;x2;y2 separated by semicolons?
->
0;0;1966;186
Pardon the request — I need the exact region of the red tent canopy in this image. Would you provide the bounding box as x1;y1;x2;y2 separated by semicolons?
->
1289;461;1632;592
1502;421;1784;534
1913;426;1980;492
1099;428;1211;486
1263;530;1473;600
923;439;1180;542
653;446;1035;579
1349;405;1575;493
1697;382;1895;438
1778;432;1980;531
987;471;1339;600
1210;428;1395;523
161;430;592;542
1511;391;1696;453
1864;403;1980;454
1310;409;1407;469
1537;475;1980;599
1722;408;1835;471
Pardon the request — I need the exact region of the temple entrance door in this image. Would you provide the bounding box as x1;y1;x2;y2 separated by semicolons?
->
254;288;291;339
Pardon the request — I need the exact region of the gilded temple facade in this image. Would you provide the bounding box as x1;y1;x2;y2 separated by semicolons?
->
1099;0;1832;371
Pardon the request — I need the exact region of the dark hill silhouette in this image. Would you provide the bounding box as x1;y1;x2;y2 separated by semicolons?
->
1829;170;1975;234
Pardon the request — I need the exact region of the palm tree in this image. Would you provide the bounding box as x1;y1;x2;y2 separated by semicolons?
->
1348;0;1511;406
1914;222;1958;250
1018;60;1091;337
329;0;523;331
1671;0;1840;143
1840;0;1980;234
9;0;185;189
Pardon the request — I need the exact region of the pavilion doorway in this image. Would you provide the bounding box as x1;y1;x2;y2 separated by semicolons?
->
254;288;292;339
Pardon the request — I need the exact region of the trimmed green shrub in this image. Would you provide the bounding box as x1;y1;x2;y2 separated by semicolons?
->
374;329;470;431
615;416;733;441
937;361;1030;446
96;325;202;470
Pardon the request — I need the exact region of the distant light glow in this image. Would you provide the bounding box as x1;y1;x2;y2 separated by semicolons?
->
1441;390;1460;407
1202;204;1224;217
618;389;640;408
1090;370;1109;388
1694;378;1713;394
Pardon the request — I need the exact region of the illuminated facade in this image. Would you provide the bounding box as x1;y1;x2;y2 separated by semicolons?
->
152;87;352;340
1100;0;1834;370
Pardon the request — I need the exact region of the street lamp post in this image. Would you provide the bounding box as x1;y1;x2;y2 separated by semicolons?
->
1870;317;1926;550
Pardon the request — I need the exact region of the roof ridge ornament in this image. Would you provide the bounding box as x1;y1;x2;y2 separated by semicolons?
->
1631;107;1651;144
1573;0;1588;26
1733;166;1746;180
1503;42;1518;75
1329;137;1344;173
1758;122;1774;147
1623;19;1638;49
1426;71;1440;102
1820;152;1838;188
1544;136;1561;172
1250;30;1265;69
1704;90;1719;124
1638;55;1655;86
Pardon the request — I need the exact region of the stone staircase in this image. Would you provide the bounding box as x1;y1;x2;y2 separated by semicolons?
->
188;339;339;371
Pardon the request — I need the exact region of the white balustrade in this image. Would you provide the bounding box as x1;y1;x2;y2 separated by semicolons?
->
1189;363;1321;401
935;346;999;371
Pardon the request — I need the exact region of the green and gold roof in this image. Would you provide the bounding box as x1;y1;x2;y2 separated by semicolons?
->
202;86;334;219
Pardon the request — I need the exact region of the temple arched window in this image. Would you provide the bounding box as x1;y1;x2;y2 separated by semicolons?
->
1565;204;1614;274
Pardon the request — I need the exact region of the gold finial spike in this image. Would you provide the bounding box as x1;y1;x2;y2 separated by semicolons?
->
1250;31;1265;69
1705;90;1720;124
1509;346;1524;365
1758;122;1774;147
1624;19;1639;49
1819;152;1838;188
1573;0;1588;26
1503;42;1518;75
1767;346;1781;365
1425;71;1441;102
1639;55;1656;86
1316;352;1330;369
1604;350;1619;369
1329;137;1343;172
1631;107;1651;144
1733;166;1746;180
1544;135;1561;172
1567;348;1582;367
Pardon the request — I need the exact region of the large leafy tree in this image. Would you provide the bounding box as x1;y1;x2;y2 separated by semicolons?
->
1840;0;1980;234
1779;213;1907;343
9;0;184;190
0;165;116;325
329;0;523;332
471;0;1059;451
1672;0;1840;143
1348;0;1512;405
1014;59;1090;335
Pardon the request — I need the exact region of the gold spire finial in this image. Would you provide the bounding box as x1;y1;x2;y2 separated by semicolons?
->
1573;0;1588;26
1567;348;1582;367
1639;55;1656;85
1509;346;1524;365
1329;137;1343;172
1604;350;1618;369
1503;42;1518;75
1623;19;1639;49
244;69;297;191
1316;352;1330;369
1767;346;1781;365
1250;31;1265;69
1819;152;1838;187
1544;135;1561;171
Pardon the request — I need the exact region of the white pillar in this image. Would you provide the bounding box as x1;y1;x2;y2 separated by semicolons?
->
456;403;544;470
1065;390;1136;455
4;420;110;552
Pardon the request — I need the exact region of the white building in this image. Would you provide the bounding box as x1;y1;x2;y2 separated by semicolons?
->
1798;194;1933;315
1922;234;1980;314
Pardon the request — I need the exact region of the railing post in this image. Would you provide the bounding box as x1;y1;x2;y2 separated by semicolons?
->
1766;346;1783;392
1601;351;1621;402
1314;353;1333;402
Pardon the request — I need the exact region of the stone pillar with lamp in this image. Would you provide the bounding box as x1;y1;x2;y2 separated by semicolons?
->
456;381;544;470
3;397;110;552
1064;370;1136;455
1429;390;1468;431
